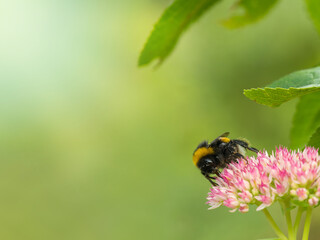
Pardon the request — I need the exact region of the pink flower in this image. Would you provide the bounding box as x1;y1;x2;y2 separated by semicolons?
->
296;188;308;201
308;196;319;206
207;147;320;212
239;204;249;213
223;197;239;209
255;195;274;211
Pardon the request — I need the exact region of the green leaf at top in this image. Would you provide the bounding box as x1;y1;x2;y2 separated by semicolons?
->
138;0;220;67
244;67;320;107
290;92;320;149
308;126;320;149
223;0;278;29
306;0;320;34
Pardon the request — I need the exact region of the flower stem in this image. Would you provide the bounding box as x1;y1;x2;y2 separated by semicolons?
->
280;200;295;240
284;208;295;240
262;208;288;240
293;207;304;236
302;207;312;240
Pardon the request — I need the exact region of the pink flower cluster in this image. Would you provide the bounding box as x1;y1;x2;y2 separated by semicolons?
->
207;147;320;213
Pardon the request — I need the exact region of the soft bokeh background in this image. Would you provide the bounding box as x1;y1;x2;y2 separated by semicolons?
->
0;0;320;239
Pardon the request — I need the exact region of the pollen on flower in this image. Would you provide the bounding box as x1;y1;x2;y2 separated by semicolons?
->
207;147;320;213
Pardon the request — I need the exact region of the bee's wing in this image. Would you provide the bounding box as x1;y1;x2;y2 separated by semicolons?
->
208;132;230;147
219;132;230;138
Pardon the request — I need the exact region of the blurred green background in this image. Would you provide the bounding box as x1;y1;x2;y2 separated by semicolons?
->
0;0;320;239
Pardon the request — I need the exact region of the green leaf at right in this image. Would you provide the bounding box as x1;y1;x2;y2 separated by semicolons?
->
306;0;320;34
223;0;278;28
244;67;320;107
139;0;220;67
308;126;320;149
290;92;320;149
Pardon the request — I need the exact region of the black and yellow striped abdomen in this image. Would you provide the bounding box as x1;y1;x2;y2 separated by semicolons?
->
193;146;214;166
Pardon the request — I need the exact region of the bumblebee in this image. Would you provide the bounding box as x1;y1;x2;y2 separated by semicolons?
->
193;132;258;186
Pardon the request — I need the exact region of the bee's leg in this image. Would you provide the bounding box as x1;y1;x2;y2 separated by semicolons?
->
233;153;246;162
215;171;221;178
234;153;248;163
247;146;259;153
208;132;230;148
202;172;218;186
233;140;259;153
207;177;217;186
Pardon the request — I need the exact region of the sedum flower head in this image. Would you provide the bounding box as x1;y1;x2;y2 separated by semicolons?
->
207;147;320;212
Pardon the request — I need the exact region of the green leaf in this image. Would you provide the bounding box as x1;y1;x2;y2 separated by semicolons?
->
306;0;320;34
292;200;310;208
138;0;220;67
224;0;278;28
308;126;320;149
286;205;297;211
244;67;320;107
290;92;320;149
